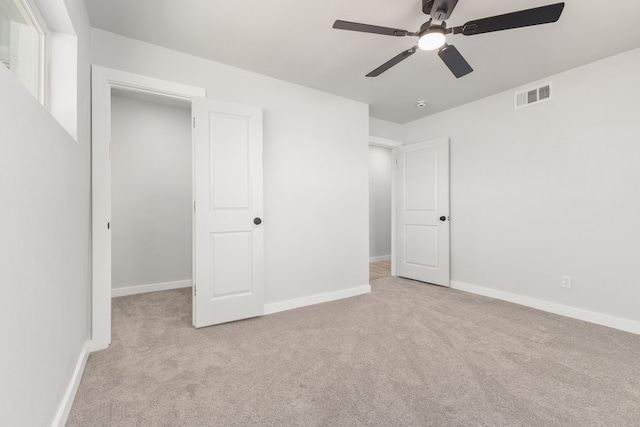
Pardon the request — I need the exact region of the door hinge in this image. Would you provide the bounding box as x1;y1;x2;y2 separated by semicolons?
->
192;117;195;128
193;201;196;211
193;286;196;296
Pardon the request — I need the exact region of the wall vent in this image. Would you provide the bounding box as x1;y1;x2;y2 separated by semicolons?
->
515;83;552;109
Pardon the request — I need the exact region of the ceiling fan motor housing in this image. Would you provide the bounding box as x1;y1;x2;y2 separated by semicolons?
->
422;0;459;20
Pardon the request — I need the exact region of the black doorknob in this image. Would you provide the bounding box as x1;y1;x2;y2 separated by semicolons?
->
439;216;446;222
254;217;262;225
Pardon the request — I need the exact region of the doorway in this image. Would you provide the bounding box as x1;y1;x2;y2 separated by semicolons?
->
91;66;206;351
369;145;392;263
369;136;402;281
92;67;265;352
110;89;192;297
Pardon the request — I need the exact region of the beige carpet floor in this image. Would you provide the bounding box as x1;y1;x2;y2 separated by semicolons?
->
67;277;640;426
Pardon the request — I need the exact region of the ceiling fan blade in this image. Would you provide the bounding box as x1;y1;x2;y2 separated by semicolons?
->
366;46;418;77
451;3;565;36
333;20;415;37
438;44;473;78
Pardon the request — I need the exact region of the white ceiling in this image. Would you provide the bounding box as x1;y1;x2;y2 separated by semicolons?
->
84;0;640;124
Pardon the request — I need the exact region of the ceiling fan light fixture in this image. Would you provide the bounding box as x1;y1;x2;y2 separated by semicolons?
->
418;29;446;50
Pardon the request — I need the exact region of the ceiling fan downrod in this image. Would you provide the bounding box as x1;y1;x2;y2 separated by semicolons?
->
422;0;460;21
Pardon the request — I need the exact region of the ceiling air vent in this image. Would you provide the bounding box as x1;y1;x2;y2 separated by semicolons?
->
515;83;552;109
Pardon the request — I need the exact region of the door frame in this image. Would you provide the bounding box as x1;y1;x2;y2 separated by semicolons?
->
91;66;205;352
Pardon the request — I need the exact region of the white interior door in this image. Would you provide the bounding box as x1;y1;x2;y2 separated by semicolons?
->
395;138;450;287
192;98;264;328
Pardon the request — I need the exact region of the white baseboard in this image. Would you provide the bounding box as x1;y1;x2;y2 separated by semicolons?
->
264;285;371;315
52;340;90;427
112;280;192;298
451;280;640;336
89;339;108;353
370;255;391;263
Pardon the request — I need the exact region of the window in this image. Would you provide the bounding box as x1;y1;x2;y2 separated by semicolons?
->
0;0;46;102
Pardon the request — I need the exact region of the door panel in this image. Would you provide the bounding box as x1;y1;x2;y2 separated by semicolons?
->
209;114;250;209
405;148;437;211
395;138;450;286
193;98;264;328
210;232;252;297
405;225;438;267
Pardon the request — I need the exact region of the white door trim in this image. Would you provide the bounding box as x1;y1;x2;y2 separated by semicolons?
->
369;136;403;148
391;148;397;276
91;66;205;352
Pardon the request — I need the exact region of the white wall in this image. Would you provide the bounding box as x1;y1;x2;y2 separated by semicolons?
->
0;1;91;425
111;95;192;290
405;47;640;328
369;117;404;141
91;29;370;304
369;146;392;260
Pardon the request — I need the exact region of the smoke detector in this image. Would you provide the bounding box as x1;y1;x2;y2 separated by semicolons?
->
416;100;427;108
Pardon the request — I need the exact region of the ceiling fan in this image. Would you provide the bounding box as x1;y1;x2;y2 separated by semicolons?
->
333;0;565;78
